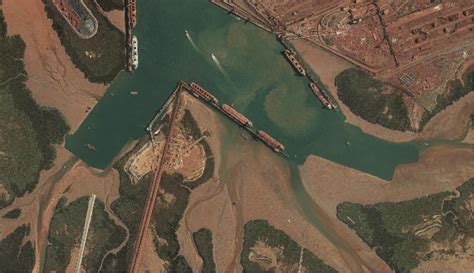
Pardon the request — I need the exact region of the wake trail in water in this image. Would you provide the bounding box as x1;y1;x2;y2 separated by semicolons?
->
185;30;199;52
211;53;231;80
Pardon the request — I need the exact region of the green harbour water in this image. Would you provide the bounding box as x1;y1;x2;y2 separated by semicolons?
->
66;0;420;180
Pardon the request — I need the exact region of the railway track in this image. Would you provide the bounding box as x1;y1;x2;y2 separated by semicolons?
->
128;93;183;273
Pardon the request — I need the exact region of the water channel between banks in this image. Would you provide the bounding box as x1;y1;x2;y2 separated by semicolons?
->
66;0;420;180
64;1;424;270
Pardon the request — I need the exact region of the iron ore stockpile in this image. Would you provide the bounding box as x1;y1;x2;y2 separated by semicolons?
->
126;0;138;72
186;82;285;154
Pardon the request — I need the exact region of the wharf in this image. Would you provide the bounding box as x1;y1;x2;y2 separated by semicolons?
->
125;0;136;72
182;82;288;157
278;36;339;110
209;0;273;33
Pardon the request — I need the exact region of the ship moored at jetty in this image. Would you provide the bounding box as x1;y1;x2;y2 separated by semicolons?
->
309;82;333;109
257;130;284;152
184;81;285;155
131;35;139;70
189;82;219;104
222;104;253;127
309;82;338;110
283;49;306;76
128;0;137;28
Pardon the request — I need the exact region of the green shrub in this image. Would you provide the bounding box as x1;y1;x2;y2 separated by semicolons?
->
0;8;69;208
3;208;21;219
97;0;124;11
337;178;474;272
193;228;216;273
0;225;35;272
335;68;410;131
42;0;126;83
241;220;337;273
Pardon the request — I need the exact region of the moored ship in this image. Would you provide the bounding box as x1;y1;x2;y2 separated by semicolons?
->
129;0;137;28
222;104;253;127
309;82;333;109
257;130;284;152
189;82;219;104
132;35;139;70
283;49;307;76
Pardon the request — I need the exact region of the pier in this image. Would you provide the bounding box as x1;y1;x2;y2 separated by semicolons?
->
125;0;137;72
182;82;288;156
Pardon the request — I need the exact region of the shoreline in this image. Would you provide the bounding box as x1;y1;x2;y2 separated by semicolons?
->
2;0;108;133
290;39;419;143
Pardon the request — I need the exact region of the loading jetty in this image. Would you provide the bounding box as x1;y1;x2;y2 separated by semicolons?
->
146;82;183;133
184;82;286;155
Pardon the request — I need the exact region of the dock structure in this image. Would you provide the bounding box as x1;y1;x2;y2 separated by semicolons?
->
182;81;286;155
74;194;96;273
125;0;137;72
129;94;184;273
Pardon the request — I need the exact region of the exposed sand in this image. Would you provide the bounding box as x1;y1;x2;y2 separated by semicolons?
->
181;95;390;273
463;128;474;144
0;146;72;242
291;39;418;143
418;92;474;141
137;226;167;272
299;145;474;272
178;93;235;273
0;141;127;273
300;145;474;215
103;10;125;33
2;0;108;133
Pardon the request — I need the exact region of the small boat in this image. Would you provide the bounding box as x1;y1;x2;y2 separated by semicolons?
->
130;91;139;95
84;143;96;151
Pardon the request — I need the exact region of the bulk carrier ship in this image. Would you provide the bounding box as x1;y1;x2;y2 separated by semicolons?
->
189;82;219;104
283;49;307;76
222;104;253;127
129;0;137;27
257;130;284;152
131;35;138;70
309;82;338;110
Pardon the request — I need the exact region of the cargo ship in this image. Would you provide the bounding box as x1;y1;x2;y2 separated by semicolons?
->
129;0;137;28
283;49;306;76
189;82;219;104
222;104;253;127
309;82;334;109
131;35;138;70
257;130;284;152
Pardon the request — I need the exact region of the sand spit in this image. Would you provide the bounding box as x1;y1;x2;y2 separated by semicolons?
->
2;0;108;133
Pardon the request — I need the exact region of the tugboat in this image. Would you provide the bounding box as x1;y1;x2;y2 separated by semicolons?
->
132;35;139;70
